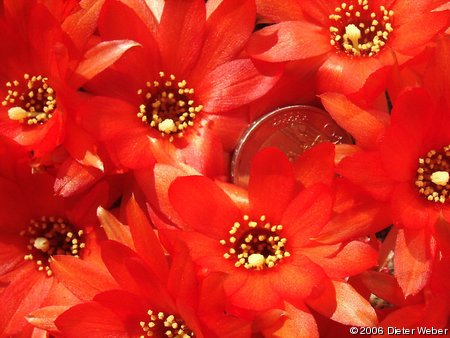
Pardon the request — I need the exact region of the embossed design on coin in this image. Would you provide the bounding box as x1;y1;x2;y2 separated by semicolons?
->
231;105;353;187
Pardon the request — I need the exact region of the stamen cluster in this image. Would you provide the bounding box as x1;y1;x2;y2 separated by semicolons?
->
136;71;203;142
2;73;56;125
329;0;394;56
20;216;85;276
415;145;450;203
220;215;290;270
139;309;194;338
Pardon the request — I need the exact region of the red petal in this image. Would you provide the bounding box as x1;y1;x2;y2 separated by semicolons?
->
162;230;234;274
97;0;160;77
248;58;321;119
424;37;450;105
73;39;141;88
247;21;330;61
65;178;122;227
435;218;450;255
307;280;378;326
93;290;147;324
105;0;159;34
203;113;248;152
225;272;283;311
135;164;194;228
0;108;63;154
0;234;24;276
26;4;69;74
123;258;175;311
169;176;240;238
249;147;296;221
297;0;337;26
317;53;387;95
125;195;169;281
55;302;127;338
78;96;140;141
302;241;378;279
320;92;388;149
358;271;413;307
377;304;427;334
193;0;255;81
100;240;143;289
198;58;282;113
0;177;30;230
389;88;433;142
26;305;70;333
390;0;435;25
316;201;391;244
174;125;226;177
380;89;434;182
64;122;104;171
380;128;422;184
273;255;328;303
0;267;52;336
391;11;449;54
100;241;173;307
391;182;440;229
54;158;103;197
263;301;319;338
294;142;335;188
158;0;206;76
395;228;435;297
255;0;303;22
96;207;134;248
166;243;198;307
77;96;155;169
50;255;118;301
215;180;249;212
337;151;394;201
282;184;333;246
62;0;104;49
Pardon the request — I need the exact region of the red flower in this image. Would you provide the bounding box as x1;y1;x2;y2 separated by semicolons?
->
358;247;449;333
161;146;378;336
54;197;251;337
0;0;139;161
248;0;449;97
324;87;449;295
78;0;282;174
0;141;108;336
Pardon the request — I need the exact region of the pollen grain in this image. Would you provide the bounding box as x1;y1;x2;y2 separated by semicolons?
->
328;0;394;56
220;215;290;270
136;71;203;142
415;145;450;204
2;74;56;125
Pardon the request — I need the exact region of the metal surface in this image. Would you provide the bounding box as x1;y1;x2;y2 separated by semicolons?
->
231;105;353;187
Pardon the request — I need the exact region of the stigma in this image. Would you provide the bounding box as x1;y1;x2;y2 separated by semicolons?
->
20;216;85;277
2;74;56;125
328;0;394;56
220;215;290;270
415;145;450;204
136;71;203;142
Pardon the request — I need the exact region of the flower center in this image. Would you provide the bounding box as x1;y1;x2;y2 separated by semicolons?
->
20;216;85;277
220;215;290;270
415;145;450;204
139;309;195;338
136;71;203;142
328;0;394;56
2;74;56;125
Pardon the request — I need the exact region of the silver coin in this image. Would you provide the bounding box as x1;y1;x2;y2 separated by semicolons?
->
231;105;353;187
